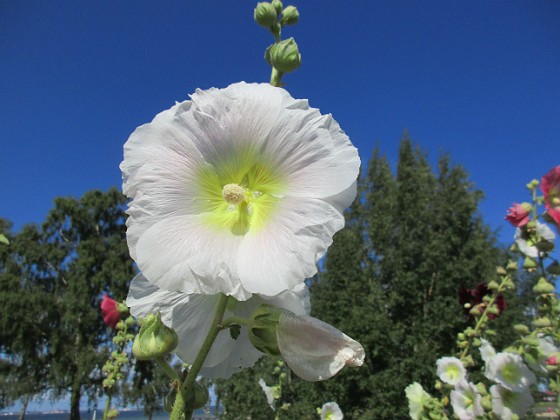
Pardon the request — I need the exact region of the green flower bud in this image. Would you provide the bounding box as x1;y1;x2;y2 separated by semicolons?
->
487;280;500;291
547;260;560;275
496;266;507;275
183;381;209;410
462;355;475;367
280;5;299;25
112;335;125;345
546;364;558;373
116;320;126;330
532;317;552;328
254;2;278;27
533;277;555;294
248;304;282;356
117;302;129;314
523;256;537;269
107;409;119;419
526;220;537;230
279;372;287;380
271;0;283;14
506;260;518;272
269;38;301;73
513;324;530;335
132;312;178;360
457;333;465;341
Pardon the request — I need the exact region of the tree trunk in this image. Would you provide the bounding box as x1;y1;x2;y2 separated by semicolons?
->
70;384;81;420
18;394;31;420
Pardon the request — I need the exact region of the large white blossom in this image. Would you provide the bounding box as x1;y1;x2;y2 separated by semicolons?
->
436;357;466;386
320;402;344;420
450;381;484;420
490;384;534;419
121;82;360;300
485;352;536;393
126;274;363;381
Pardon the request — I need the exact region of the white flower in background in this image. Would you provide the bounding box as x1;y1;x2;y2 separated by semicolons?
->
258;379;279;410
126;273;309;379
275;311;365;381
405;382;431;420
436;357;466;386
485;352;536;393
480;338;496;365
320;402;344;420
121;82;360;300
490;384;534;420
127;274;363;381
450;381;483;420
514;221;555;258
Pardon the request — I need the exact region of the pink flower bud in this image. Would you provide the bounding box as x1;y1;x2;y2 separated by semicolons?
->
547;355;558;365
100;294;121;329
505;203;530;227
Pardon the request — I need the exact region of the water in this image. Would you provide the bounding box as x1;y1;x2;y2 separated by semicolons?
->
0;409;217;420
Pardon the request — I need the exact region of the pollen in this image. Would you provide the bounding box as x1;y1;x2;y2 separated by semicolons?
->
222;183;247;205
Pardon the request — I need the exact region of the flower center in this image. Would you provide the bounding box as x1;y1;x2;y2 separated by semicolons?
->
222;183;247;205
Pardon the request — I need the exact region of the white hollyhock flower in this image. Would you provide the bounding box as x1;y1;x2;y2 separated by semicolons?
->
490;384;534;419
121;82;360;300
258;379;278;410
480;338;496;365
126;273;309;379
276;311;364;381
436;357;466;386
405;382;431;420
485;352;536;393
514;222;555;258
321;402;344;420
450;381;484;420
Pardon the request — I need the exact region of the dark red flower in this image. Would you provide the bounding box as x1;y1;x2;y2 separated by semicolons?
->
541;166;560;226
459;283;507;320
100;294;121;329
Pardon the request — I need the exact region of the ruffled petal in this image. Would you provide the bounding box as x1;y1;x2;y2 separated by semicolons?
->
276;313;364;381
237;198;344;297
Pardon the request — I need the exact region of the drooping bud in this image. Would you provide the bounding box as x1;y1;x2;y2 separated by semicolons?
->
280;5;299;25
248;304;283;356
183;381;209;410
533;277;555;294
506;260;518;272
132;312;178;360
269;38;301;73
487;280;500;291
254;2;278;27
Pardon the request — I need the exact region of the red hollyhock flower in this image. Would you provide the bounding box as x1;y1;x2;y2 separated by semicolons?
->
541;166;560;226
459;283;506;320
100;294;121;329
505;203;530;227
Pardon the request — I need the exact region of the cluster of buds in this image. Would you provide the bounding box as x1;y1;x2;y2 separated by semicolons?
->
254;1;301;85
100;297;136;419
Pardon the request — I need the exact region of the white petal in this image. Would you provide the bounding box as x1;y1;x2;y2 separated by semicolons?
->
486;352;536;392
321;402;344;420
276;313;364;381
134;214;251;300
323;180;358;214
436;357;466;386
237;198;344;297
264;109;360;200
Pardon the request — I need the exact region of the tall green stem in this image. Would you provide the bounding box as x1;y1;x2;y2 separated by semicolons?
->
171;294;230;419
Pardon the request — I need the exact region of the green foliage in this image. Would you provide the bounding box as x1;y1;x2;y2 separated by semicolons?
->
217;136;512;418
0;189;135;418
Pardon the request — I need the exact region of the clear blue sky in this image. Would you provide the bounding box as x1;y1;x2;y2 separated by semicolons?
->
1;0;559;246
